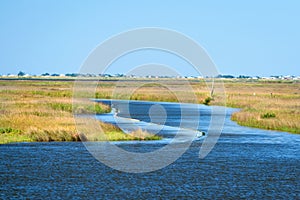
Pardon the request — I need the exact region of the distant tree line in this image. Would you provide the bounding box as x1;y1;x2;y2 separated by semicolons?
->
14;72;125;77
3;72;294;80
217;74;257;79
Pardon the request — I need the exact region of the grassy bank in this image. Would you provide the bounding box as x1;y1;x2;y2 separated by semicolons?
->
222;80;300;133
0;80;160;144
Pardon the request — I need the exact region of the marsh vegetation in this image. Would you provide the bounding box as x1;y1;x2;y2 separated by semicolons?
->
0;78;299;143
0;80;161;144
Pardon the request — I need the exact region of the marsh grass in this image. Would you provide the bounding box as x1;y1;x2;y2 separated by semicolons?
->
0;78;299;144
222;81;300;133
129;128;161;140
85;129;161;141
76;119;161;141
0;80;160;144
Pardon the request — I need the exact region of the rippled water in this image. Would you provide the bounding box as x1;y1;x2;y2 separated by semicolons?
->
1;100;299;199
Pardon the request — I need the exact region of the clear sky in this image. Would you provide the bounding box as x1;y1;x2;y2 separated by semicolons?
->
0;0;299;76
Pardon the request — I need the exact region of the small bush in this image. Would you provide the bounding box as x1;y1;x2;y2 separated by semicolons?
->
0;127;21;134
203;97;213;105
261;112;276;119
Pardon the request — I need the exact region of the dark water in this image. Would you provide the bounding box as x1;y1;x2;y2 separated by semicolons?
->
1;100;300;199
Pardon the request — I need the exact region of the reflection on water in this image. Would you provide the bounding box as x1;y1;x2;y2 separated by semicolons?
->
0;100;299;199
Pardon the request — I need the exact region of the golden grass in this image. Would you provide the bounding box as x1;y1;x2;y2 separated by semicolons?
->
223;81;300;133
0;80;161;144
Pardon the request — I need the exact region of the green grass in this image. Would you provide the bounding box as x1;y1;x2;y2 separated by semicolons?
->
49;102;73;112
85;130;161;141
261;112;276;119
0;127;21;134
0;127;33;143
73;103;111;114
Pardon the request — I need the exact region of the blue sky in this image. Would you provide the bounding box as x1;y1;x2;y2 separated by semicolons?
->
0;0;299;76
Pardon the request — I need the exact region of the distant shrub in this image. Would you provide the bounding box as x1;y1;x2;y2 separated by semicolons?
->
261;112;276;119
203;97;213;105
0;127;21;134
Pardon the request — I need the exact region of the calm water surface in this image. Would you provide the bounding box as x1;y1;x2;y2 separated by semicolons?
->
1;100;299;199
